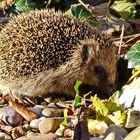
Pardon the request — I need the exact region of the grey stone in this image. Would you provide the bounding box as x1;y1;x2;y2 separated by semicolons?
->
125;109;140;128
28;106;43;118
30;119;41;129
89;137;103;140
104;124;128;140
124;125;140;140
0;106;23;127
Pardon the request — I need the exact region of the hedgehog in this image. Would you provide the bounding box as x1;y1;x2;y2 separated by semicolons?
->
0;9;117;100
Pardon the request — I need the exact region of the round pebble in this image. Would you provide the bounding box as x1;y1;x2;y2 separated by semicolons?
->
30;119;41;129
42;107;57;117
39;118;63;134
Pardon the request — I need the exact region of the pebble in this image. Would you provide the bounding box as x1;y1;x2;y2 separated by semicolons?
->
124;125;140;140
30;119;41;129
89;137;104;140
104;124;128;140
16;133;57;140
0;106;23;127
23;124;31;131
47;103;58;108
42;107;57;117
0;132;12;140
55;128;63;136
39;116;46;121
38;117;63;134
44;97;53;104
125;109;140;128
26;132;39;137
28;106;43;118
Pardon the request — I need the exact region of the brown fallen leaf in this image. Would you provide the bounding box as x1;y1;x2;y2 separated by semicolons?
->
9;100;37;121
11;126;26;139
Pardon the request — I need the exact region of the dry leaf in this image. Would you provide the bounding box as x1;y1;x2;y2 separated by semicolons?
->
9;100;37;121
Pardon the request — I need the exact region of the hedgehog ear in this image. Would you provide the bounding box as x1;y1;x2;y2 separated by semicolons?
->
81;43;96;62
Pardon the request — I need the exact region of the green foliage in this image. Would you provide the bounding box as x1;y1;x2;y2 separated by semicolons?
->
12;0;47;13
125;42;140;68
112;0;136;20
66;4;99;27
72;80;82;109
61;108;69;126
90;94;126;127
90;96;109;116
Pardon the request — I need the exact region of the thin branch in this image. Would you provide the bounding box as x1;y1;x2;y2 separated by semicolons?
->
118;25;125;55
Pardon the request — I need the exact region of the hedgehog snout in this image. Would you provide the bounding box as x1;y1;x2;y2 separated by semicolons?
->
104;83;116;96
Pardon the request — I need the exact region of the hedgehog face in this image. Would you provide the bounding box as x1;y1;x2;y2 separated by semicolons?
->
80;40;117;97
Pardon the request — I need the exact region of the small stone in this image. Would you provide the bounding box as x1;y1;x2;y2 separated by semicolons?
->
39;116;46;121
0;106;23;127
55;128;63;136
16;133;57;140
28;106;43;118
39;117;63;134
47;103;58;108
104;132;116;140
23;124;31;131
124;125;140;140
44;97;53;104
89;137;104;140
42;107;56;117
30;119;41;129
125;109;140;128
27;132;39;137
104;124;128;140
0;132;12;140
40;101;48;106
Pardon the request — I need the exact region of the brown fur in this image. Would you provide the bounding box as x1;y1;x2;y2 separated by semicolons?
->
0;9;116;99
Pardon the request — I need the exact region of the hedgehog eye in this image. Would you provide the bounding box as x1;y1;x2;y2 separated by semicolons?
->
94;65;105;75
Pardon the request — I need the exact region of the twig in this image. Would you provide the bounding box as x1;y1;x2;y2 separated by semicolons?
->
113;33;140;41
125;33;140;43
118;25;125;55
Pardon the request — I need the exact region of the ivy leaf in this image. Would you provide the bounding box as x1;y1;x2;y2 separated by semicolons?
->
66;4;98;27
112;0;136;20
125;42;140;68
13;0;47;12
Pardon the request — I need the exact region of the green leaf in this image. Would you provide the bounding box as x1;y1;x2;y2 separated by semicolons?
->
72;94;81;109
61;109;69;126
90;96;109;116
125;42;140;68
112;1;136;20
108;111;127;126
13;0;47;12
74;80;82;95
66;4;98;27
72;80;82;108
105;92;122;112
